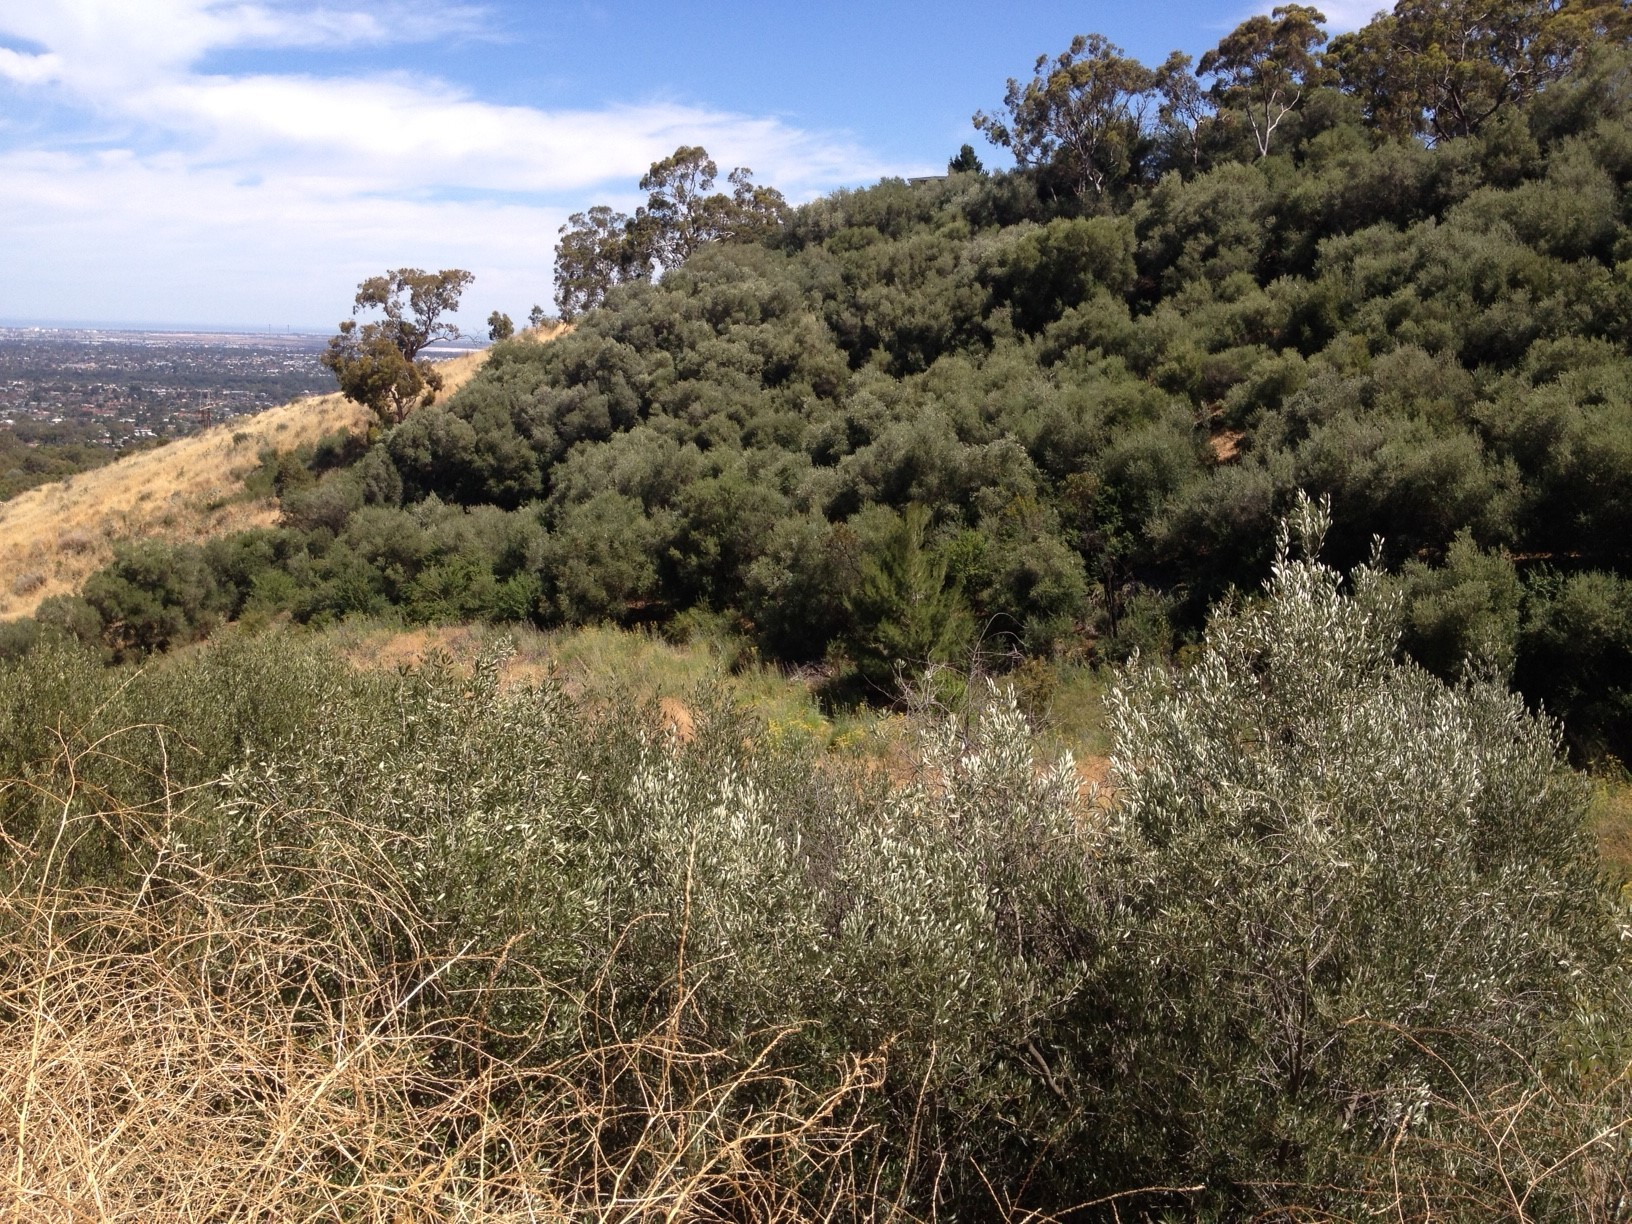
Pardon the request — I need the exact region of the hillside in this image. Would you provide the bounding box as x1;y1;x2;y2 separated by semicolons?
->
8;63;1632;764
4;505;1625;1220
5;8;1632;1218
0;346;495;619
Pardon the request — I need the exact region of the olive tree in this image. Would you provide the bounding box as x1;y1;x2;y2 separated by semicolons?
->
1094;494;1619;1209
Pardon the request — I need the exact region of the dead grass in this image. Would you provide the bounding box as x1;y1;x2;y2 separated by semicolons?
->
0;722;901;1223
1338;1020;1632;1223
0;334;542;622
0;392;366;618
1208;429;1245;463
1590;776;1632;888
328;621;892;753
0;896;890;1221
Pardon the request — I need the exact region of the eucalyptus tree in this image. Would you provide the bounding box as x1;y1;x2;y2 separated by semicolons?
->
321;267;473;427
973;33;1159;197
553;204;649;320
1200;4;1331;158
1154;50;1213;170
634;146;787;268
554;147;788;319
1329;0;1629;142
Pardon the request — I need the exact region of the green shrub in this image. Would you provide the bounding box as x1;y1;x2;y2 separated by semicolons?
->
1518;568;1632;765
81;540;229;660
1094;496;1620;1213
544;491;662;623
1397;529;1522;679
39;54;1632;746
843;504;973;696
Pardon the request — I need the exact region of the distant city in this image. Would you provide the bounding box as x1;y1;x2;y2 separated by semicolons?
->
0;327;336;443
0;326;484;444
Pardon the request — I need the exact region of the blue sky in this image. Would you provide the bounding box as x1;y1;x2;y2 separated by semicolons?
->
0;1;1383;331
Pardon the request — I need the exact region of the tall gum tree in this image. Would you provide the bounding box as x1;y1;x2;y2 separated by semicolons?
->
553;147;787;320
1329;0;1632;143
1154;51;1214;170
322;267;472;428
973;34;1158;198
1200;5;1332;159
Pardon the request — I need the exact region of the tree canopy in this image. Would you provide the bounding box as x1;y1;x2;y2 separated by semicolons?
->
554;146;787;319
1199;4;1331;158
321;267;473;426
1331;0;1629;141
973;33;1157;197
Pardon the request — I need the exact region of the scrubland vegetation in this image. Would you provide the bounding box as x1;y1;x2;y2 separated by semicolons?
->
4;500;1629;1219
0;346;505;621
6;3;1632;1216
11;39;1632;763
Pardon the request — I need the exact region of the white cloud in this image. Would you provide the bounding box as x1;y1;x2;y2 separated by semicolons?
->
0;148;567;324
0;1;488;81
0;0;908;326
0;48;65;85
137;74;889;196
1311;0;1390;33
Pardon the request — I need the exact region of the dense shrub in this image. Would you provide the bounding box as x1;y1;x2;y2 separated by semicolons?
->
1518;568;1632;764
1093;498;1620;1213
2;503;1625;1218
23;52;1632;748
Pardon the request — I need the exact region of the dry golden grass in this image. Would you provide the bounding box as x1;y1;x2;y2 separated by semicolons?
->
0;329;573;622
0;896;889;1221
1346;1026;1632;1223
1207;428;1245;463
0;392;368;618
1590;777;1632;887
328;621;906;759
0;723;898;1224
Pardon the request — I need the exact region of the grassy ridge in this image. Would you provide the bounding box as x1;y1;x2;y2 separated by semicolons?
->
0;346;505;622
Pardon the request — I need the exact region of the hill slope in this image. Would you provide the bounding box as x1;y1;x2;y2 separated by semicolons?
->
0;346;496;619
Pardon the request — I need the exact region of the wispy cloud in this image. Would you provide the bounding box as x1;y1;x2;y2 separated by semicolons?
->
0;1;904;326
1240;0;1387;34
1308;0;1389;33
0;48;65;86
2;1;491;80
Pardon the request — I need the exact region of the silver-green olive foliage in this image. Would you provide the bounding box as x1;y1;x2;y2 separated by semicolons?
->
1103;494;1615;1184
